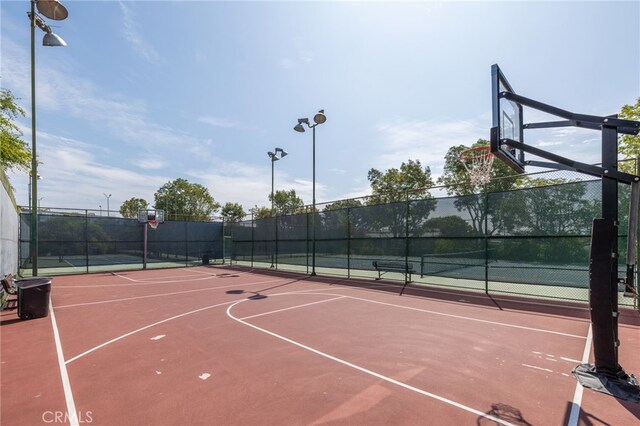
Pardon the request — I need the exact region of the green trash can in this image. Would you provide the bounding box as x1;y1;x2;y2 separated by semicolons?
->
17;277;52;320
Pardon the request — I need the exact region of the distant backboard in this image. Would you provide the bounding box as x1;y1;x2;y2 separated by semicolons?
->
491;64;525;173
137;209;165;223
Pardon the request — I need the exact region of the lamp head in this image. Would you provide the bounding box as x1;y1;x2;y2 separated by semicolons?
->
36;0;69;21
275;148;288;158
313;110;326;125
293;123;305;133
43;31;66;46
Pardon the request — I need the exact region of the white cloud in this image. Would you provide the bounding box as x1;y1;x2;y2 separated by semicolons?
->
137;158;168;170
197;116;239;128
374;116;487;175
119;1;162;65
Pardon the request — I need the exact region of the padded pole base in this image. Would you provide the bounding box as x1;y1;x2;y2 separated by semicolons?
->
573;363;640;402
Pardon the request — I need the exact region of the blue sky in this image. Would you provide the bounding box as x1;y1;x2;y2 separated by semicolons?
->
2;1;638;215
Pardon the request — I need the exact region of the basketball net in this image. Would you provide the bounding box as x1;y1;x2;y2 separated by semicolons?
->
459;146;495;186
148;220;159;230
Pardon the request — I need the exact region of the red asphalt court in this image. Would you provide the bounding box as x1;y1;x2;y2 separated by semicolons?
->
1;265;639;425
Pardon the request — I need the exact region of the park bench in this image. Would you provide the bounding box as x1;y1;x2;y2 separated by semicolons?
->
372;261;415;282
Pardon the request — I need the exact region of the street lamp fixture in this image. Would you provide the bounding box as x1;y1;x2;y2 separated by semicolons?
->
293;109;326;276
268;147;288;212
104;193;112;217
267;147;288;269
29;0;68;277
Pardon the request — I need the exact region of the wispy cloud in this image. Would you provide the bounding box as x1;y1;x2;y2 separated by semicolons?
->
279;38;314;69
374;116;487;176
137;158;168;170
197;116;239;128
119;1;162;65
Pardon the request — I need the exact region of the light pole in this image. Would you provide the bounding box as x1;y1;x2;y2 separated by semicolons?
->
99;205;102;216
267;148;288;268
29;0;68;276
267;148;288;213
38;197;44;210
293;109;326;276
104;193;112;216
27;173;41;209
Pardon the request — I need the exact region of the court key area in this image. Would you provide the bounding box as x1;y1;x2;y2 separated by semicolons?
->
1;265;639;425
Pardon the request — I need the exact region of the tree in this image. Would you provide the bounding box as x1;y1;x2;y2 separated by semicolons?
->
438;139;522;235
252;205;272;220
119;197;148;219
0;89;31;172
221;202;247;223
154;178;220;221
366;159;437;237
368;159;434;204
619;98;639;174
320;199;364;238
269;189;305;216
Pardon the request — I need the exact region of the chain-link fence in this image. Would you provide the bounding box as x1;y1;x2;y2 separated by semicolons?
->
226;167;639;307
19;211;223;275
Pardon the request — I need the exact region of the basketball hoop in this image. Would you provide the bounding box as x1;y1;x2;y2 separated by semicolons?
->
148;220;159;230
459;146;495;186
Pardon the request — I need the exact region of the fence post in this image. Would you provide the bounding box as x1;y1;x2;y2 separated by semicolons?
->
484;189;489;294
274;215;278;269
251;211;254;268
347;206;351;279
405;191;410;287
85;210;89;274
306;206;310;275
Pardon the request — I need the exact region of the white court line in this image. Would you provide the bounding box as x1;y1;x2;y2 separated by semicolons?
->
239;296;346;320
567;325;593;426
55;279;286;309
65;300;239;365
49;300;79;426
290;290;586;339
226;299;516;426
59;272;275;288
311;275;591;313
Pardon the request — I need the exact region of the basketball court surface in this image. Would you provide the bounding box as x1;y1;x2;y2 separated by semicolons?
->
2;265;639;425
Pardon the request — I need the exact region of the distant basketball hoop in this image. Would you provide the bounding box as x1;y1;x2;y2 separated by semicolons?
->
459;146;495;186
138;209;165;228
138;209;165;270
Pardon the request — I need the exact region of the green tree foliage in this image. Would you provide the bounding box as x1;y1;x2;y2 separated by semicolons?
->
367;159;434;203
320;199;364;238
439;139;522;234
367;160;436;237
492;177;599;264
619;98;640;174
154;178;220;221
221;202;247;223
269;189;305;216
252;205;272;220
0;89;31;172
119;197;149;219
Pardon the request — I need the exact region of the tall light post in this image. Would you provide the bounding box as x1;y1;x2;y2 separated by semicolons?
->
104;193;112;216
267;148;288;213
293;109;326;276
27;173;41;209
29;0;69;276
267;148;288;268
